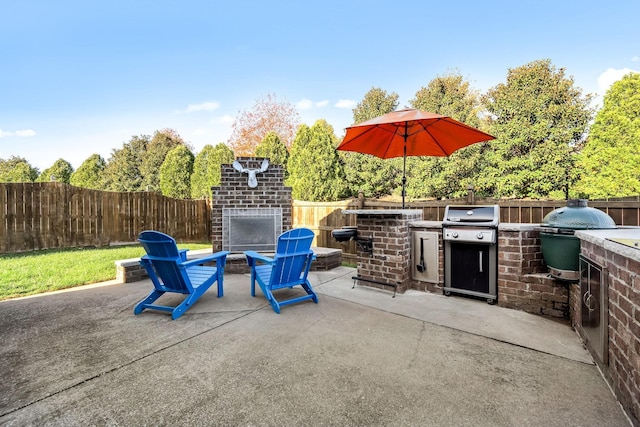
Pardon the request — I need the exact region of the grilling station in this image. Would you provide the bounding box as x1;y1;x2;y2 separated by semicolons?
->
331;200;631;316
333;205;500;303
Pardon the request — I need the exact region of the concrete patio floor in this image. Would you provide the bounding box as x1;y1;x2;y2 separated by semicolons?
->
0;267;631;426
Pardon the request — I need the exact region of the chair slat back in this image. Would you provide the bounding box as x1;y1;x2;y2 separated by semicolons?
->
271;228;314;286
138;231;190;293
276;228;314;255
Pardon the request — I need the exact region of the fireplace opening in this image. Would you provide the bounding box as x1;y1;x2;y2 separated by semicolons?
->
223;208;283;252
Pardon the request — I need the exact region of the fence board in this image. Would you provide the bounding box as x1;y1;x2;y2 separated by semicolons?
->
0;184;6;252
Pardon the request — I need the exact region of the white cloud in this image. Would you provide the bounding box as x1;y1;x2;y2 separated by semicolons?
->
175;101;220;114
632;56;639;62
296;99;331;110
335;99;356;109
597;67;638;94
296;99;313;110
0;128;37;138
210;114;234;124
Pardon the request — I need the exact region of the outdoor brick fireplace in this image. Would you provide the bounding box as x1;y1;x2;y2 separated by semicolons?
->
211;157;292;252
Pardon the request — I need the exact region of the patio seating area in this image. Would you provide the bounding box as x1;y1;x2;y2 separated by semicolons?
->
0;267;631;426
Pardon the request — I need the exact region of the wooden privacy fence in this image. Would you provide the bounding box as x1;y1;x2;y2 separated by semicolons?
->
0;183;211;253
2;182;639;254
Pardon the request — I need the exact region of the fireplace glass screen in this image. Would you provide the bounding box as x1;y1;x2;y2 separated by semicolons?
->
223;208;282;252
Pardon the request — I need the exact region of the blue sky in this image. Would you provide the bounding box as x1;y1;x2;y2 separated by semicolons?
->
1;0;639;171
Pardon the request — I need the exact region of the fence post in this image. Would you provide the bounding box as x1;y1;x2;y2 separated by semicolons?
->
467;184;475;205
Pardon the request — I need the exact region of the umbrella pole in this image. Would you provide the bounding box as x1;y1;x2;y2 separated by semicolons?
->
402;146;406;209
402;123;407;209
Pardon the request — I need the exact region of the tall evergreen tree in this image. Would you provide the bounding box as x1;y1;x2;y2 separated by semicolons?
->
287;120;346;201
255;131;289;173
342;87;400;198
159;145;194;199
0;156;38;182
140;129;185;192
101;135;148;192
36;158;74;183
480;59;593;198
575;72;640;198
191;143;234;199
70;154;106;189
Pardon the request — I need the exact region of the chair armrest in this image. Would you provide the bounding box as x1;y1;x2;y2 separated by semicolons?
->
244;250;274;267
181;251;230;268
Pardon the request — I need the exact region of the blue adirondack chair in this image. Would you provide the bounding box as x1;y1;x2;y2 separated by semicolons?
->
135;231;230;320
245;228;318;314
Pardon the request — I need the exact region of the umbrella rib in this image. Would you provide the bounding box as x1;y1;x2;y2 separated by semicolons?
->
416;119;449;155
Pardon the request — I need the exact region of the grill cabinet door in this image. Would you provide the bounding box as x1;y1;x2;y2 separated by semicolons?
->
448;243;490;294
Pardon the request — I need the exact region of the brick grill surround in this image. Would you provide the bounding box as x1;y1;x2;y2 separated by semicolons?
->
211;157;292;252
577;239;640;424
497;225;569;317
351;210;423;294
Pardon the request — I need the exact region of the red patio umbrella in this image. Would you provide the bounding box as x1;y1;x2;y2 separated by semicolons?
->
336;108;496;207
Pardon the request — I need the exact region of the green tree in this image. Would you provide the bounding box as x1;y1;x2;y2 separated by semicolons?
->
159;145;194;198
574;72;640;198
140;129;185;192
341;87;400;198
191;143;234;199
287;120;346;201
0;156;38;182
37;158;74;183
480;59;593;198
255;131;289;172
101;135;149;191
407;72;486;198
70;154;106;189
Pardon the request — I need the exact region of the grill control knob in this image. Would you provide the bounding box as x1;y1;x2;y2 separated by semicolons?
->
476;232;484;240
451;231;459;238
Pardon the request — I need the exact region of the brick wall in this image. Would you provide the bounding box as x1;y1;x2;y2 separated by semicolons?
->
353;210;423;294
578;239;640;424
211;157;292;252
497;224;569;318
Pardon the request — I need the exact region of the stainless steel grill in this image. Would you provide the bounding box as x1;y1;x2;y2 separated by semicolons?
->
442;205;499;304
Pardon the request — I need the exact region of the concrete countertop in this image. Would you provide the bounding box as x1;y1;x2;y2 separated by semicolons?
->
499;222;541;231
409;222;542;231
342;209;423;215
575;227;640;262
410;220;442;228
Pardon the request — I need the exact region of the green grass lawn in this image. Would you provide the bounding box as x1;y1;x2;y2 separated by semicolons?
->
0;243;212;301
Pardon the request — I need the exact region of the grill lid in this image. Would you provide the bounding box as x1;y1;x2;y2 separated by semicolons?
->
443;205;499;226
541;199;616;230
